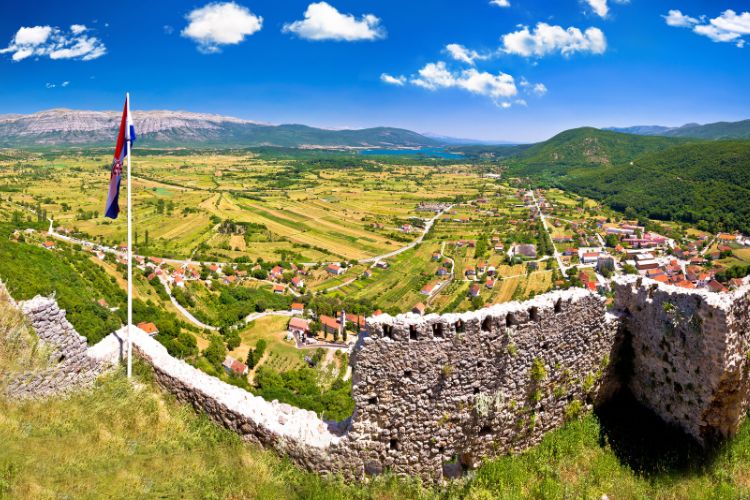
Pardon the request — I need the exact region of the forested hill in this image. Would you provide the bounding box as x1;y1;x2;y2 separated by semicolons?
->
510;127;681;173
546;141;750;233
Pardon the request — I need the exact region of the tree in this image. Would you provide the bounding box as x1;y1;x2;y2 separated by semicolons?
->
246;339;267;369
203;336;227;369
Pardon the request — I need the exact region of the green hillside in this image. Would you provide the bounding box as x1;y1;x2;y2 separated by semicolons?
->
557;141;750;233
509;127;680;175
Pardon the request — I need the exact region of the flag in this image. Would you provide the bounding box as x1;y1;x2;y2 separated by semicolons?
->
104;96;136;219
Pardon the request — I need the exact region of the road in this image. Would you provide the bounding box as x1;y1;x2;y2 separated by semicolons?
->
161;279;219;331
530;191;567;277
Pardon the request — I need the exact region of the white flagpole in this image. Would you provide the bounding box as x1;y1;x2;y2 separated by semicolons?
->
126;92;133;379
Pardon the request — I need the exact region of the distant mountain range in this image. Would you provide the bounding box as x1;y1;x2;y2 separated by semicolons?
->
0;109;438;149
606;119;750;140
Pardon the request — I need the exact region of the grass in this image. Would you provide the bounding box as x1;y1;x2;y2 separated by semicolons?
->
5;365;750;498
4;298;750;498
233;315;304;371
0;286;50;375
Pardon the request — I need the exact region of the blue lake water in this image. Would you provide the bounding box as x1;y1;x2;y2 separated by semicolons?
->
359;147;464;159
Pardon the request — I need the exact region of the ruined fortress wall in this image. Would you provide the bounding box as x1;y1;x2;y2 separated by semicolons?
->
3;295;107;398
7;278;750;482
352;289;620;480
614;276;750;445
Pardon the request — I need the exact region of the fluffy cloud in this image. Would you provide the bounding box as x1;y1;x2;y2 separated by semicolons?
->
182;2;263;53
380;73;406;86
490;0;510;7
584;0;629;19
0;24;105;61
663;9;699;28
664;9;749;48
405;61;519;107
283;2;385;41
445;43;489;66
501;22;606;57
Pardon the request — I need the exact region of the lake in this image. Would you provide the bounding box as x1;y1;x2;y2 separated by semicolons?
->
359;147;464;159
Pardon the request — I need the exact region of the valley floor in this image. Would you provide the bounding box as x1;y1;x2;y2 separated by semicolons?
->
3;367;750;499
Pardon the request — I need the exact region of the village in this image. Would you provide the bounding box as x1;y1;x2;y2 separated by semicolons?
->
9;176;750;385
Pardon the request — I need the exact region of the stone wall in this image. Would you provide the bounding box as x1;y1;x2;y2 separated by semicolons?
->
6;277;750;482
4;295;108;398
351;288;620;480
614;276;750;445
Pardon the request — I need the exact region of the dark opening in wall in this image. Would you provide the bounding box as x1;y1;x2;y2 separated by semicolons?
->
404;370;413;379
58;354;66;363
368;396;378;405
554;298;563;313
383;324;393;339
455;320;465;333
530;307;540;321
389;439;399;451
433;323;444;338
409;325;418;340
481;316;492;332
473;387;480;394
479;425;492;436
506;314;513;327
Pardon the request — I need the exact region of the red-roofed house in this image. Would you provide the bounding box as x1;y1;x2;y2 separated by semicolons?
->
137;322;159;336
291;276;304;288
273;284;285;294
291;302;304;315
468;284;481;297
320;315;342;336
326;264;344;275
222;356;248;376
288;317;311;337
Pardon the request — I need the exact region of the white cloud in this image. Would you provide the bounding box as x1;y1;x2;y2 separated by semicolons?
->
380;73;406;86
0;25;106;61
490;0;510;7
406;61;519;107
586;0;608;18
501;22;606;57
445;43;489;65
45;82;55;89
665;9;750;48
532;82;547;96
663;10;699;28
61;80;69;87
584;0;629;19
182;2;263;53
283;2;385;41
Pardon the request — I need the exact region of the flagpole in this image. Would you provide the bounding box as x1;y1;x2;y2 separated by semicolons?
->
126;92;133;379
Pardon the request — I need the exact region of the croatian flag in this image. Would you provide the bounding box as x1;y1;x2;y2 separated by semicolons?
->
104;96;136;219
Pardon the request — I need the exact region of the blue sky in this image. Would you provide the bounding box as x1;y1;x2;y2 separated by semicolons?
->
1;0;749;142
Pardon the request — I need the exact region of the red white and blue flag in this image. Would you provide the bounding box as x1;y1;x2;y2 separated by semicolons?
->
104;96;136;219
